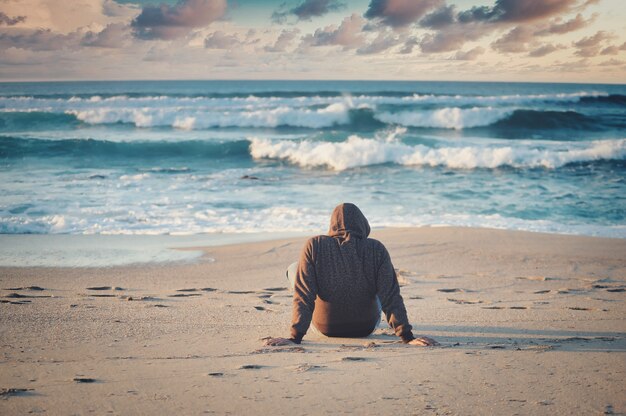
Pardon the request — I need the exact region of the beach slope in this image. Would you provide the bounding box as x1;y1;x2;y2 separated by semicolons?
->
1;227;625;415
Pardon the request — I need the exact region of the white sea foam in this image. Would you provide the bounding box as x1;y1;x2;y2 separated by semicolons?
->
374;107;514;129
2;205;625;239
250;136;626;170
67;102;352;129
0;90;607;111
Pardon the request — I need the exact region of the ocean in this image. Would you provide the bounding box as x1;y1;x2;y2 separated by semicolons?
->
1;80;625;240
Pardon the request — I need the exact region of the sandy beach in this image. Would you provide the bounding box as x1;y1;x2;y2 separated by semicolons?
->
1;227;625;415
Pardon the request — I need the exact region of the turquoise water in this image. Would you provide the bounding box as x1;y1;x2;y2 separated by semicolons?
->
1;80;625;237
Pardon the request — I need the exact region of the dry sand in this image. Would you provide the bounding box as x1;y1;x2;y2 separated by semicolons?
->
1;227;625;415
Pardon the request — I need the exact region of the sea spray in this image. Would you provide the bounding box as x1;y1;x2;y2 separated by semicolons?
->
250;136;626;170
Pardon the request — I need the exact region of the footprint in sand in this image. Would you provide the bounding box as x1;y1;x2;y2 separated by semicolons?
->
482;306;504;309
515;276;553;281
342;356;367;362
6;286;45;291
263;287;288;292
437;288;463;293
509;306;528;310
254;306;276;312
122;295;160;301
0;388;33;398
226;290;257;295
1;299;32;305
567;306;592;311
87;286;123;291
168;293;202;297
339;342;378;352
448;298;483;305
292;364;324;373
239;364;263;370
5;292;51;299
73;377;97;383
176;288;198;292
534;290;551;294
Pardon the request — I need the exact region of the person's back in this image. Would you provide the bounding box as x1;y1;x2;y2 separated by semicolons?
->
296;204;383;338
265;203;437;347
291;203;414;344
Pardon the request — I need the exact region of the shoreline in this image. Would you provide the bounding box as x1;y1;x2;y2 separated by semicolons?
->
1;227;625;414
1;225;624;268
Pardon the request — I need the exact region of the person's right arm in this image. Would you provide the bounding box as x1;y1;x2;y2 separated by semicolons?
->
289;239;318;344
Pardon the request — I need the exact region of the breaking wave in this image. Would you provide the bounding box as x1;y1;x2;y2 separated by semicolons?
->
249;135;626;171
0;106;611;131
0;90;622;132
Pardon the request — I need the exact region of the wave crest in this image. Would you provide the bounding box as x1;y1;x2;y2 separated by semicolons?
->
250;136;626;171
375;107;513;129
67;102;352;129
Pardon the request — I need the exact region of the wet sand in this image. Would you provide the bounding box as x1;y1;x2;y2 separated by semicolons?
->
1;227;625;415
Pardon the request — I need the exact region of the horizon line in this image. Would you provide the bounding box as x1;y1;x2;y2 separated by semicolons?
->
0;78;625;86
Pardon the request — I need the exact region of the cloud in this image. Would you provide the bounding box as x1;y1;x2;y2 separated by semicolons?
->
364;0;444;28
528;43;564;57
399;36;418;54
0;28;81;51
1;0;138;34
0;23;134;51
491;26;534;53
0;12;26;26
535;13;595;35
453;46;485;60
204;31;243;49
599;42;626;56
458;0;588;24
265;29;300;52
490;11;596;54
272;0;345;23
414;0;597;55
600;45;619;56
356;30;402;54
419;23;486;53
82;23;131;48
0;47;48;66
103;0;139;18
301;13;365;49
131;0;227;40
598;58;624;67
419;5;456;28
573;30;613;57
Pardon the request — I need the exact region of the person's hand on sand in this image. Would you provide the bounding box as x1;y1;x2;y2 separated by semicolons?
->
408;336;439;347
263;337;294;346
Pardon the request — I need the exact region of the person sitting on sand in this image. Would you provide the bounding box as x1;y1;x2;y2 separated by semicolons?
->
265;203;438;347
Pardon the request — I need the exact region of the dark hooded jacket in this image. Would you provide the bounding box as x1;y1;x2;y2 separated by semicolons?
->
290;203;414;343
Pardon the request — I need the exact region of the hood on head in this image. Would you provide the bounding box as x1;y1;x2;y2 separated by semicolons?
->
328;203;370;241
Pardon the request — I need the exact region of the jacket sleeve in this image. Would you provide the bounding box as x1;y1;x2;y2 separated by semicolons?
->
290;239;318;343
376;244;415;343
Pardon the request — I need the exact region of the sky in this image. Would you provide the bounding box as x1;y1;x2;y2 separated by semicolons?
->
0;0;625;83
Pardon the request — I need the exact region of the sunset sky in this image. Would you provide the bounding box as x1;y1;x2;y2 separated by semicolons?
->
0;0;624;82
